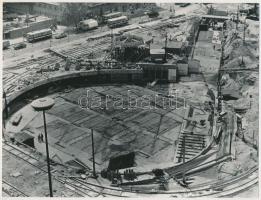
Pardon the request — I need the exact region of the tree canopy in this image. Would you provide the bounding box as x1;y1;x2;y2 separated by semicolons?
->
62;3;87;28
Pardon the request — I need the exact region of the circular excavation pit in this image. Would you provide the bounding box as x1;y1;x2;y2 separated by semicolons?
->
5;83;211;173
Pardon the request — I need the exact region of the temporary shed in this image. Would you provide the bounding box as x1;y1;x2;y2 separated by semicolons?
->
166;41;183;55
188;59;200;74
150;49;165;62
177;63;188;76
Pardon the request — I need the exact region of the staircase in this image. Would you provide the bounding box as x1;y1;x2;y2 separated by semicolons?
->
175;132;206;164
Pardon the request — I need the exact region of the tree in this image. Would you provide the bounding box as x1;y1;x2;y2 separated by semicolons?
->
62;3;87;28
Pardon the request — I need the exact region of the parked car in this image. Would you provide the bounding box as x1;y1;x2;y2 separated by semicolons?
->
14;42;27;50
146;10;159;18
55;32;67;39
3;40;10;50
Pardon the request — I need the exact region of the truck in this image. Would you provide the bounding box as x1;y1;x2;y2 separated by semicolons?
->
107;16;128;28
26;29;52;42
103;12;122;23
78;19;98;31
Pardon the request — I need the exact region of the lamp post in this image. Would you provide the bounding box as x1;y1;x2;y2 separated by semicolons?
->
3;90;8;129
182;134;187;184
91;129;98;179
31;97;55;197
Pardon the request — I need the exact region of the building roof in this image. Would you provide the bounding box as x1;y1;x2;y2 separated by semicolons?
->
177;63;188;67
167;41;183;49
188;59;200;67
222;89;241;100
150;49;165;55
202;15;230;20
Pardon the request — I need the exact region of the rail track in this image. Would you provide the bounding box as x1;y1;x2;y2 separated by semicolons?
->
2;180;29;197
3;15;193;96
171;166;258;197
2;141;103;197
64;163;257;197
54;38;111;60
2;130;258;198
2;9;258;197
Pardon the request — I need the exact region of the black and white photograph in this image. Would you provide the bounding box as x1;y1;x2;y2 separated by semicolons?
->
1;1;259;198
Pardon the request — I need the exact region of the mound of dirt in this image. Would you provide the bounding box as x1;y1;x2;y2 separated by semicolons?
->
224;38;257;62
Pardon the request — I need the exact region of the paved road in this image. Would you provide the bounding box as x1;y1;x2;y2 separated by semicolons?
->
3;4;207;68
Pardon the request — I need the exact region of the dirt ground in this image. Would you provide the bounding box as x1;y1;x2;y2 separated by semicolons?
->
2;3;258;197
2;150;81;197
6;85;189;170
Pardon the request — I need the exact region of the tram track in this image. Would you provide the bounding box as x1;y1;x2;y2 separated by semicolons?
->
2;9;258;197
2;141;94;197
2;180;29;197
2;123;258;198
3;16;191;96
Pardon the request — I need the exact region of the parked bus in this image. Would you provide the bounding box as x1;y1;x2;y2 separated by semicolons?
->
26;29;52;42
78;19;98;31
103;12;122;23
3;40;10;50
107;16;128;28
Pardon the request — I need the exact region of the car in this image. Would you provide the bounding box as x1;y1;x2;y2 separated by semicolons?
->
146;10;159;18
55;32;67;39
3;40;10;50
14;42;27;50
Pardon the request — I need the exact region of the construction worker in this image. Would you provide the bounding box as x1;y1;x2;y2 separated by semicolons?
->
40;133;44;143
10;132;15;144
38;134;41;143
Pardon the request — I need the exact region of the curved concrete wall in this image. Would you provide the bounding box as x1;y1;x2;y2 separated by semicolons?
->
3;69;143;117
3;69;217;179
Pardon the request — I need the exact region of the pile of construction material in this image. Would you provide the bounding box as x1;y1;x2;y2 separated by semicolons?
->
113;34;150;62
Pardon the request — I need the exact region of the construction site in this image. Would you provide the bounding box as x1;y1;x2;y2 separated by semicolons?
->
2;3;259;198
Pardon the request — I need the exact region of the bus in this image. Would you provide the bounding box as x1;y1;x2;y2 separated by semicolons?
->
26;29;52;43
78;19;98;31
103;12;122;23
107;16;128;28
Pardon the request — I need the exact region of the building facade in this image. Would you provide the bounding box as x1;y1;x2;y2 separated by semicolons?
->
5;3;157;25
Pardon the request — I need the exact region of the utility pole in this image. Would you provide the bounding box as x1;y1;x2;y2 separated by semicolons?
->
182;135;186;184
236;5;239;30
2;90;7;140
43;109;53;197
164;33;168;62
31;97;55;197
3;90;8;121
91;129;98;178
243;19;246;45
217;26;225;114
111;28;113;50
217;41;223;113
229;115;233;155
252;130;255;145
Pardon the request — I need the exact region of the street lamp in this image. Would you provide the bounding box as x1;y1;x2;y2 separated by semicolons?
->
31;97;55;197
3;90;8;129
91;129;98;179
